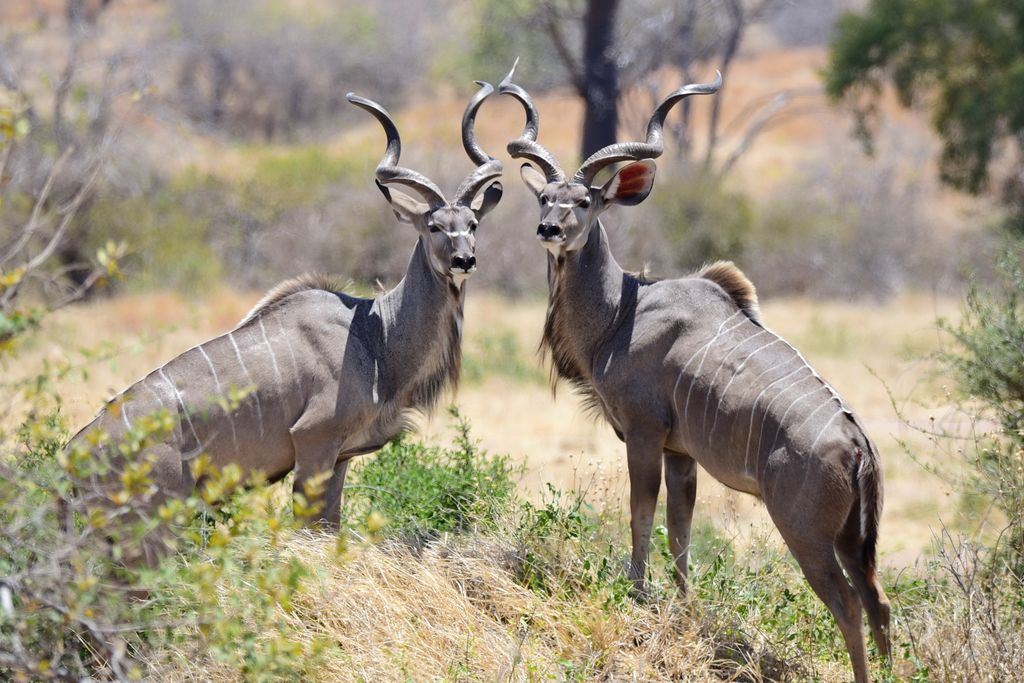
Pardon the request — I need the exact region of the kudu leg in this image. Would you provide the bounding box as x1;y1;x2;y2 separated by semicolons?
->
787;541;871;683
837;512;892;662
625;433;665;597
664;451;697;593
290;426;344;529
320;458;352;531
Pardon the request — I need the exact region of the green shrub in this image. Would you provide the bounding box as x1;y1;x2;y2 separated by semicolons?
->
940;247;1024;571
341;407;520;539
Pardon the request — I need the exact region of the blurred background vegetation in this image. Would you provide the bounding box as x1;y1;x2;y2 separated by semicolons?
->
1;0;1018;306
2;1;1023;680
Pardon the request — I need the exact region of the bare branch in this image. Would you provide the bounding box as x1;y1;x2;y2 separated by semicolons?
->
540;0;585;94
718;97;824;177
0;147;73;268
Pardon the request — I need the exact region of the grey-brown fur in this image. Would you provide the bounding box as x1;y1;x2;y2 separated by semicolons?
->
67;81;504;534
501;65;890;683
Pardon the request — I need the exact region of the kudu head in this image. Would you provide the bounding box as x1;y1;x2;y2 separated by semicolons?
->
498;61;721;257
347;84;504;286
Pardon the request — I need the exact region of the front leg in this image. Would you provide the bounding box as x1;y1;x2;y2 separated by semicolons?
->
664;450;697;593
625;431;666;596
320;457;351;530
290;420;344;529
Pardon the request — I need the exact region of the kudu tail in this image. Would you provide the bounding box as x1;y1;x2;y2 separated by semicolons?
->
858;444;883;574
852;440;892;661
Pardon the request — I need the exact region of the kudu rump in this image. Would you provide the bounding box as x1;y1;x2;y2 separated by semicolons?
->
500;66;890;682
67;83;503;531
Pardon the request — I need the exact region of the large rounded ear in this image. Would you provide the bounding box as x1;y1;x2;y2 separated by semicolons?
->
377;180;429;224
600;159;657;206
520;163;547;196
471;181;503;219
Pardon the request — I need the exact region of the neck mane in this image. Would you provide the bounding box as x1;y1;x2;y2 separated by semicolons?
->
542;220;638;404
376;237;465;414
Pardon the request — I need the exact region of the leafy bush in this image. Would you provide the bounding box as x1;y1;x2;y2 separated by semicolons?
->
341;408;520;540
0;378;333;680
940;248;1024;571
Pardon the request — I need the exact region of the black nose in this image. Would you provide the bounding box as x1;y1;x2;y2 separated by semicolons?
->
538;223;561;239
451;254;476;271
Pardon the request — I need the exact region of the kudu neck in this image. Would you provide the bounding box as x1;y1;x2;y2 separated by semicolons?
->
561;220;625;325
545;220;627;381
376;238;463;403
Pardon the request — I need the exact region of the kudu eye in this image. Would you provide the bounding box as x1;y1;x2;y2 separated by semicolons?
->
427;222;441;233
540;194;552;206
578;196;591;209
469;219;478;232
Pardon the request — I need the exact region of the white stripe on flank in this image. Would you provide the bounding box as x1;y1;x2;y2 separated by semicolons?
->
808;410;841;455
372;360;380;404
199;345;239;455
229;332;264;437
260;317;290;415
259;318;283;384
121;402;131;430
159;367;201;448
707;337;783;445
788;398;835;449
141;380;164;410
276;317;301;374
760;323;847;410
743;364;808;471
766;385;825;456
674;312;747;437
700;328;770;436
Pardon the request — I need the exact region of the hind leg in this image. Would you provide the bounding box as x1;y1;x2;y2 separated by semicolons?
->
784;537;871;683
664;450;697;592
763;449;872;682
837;511;892;662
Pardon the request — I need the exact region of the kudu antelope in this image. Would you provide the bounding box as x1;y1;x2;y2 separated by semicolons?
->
67;83;503;532
500;68;890;682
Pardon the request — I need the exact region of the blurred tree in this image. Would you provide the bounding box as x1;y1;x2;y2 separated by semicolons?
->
171;0;434;141
826;0;1024;231
472;0;795;168
0;0;134;334
579;0;620;157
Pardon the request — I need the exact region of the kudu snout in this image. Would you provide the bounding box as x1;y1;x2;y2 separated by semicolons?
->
451;253;476;272
537;222;563;240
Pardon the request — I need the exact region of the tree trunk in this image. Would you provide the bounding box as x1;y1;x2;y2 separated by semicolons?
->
580;0;620;160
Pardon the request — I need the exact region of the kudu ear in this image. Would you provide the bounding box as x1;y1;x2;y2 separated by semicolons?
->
600;160;657;207
377;180;429;224
471;181;503;219
520;163;547;196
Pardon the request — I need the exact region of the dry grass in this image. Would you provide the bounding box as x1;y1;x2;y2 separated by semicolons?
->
149;529;858;683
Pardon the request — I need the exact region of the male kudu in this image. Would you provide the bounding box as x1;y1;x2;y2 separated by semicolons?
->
67;83;504;531
499;67;890;682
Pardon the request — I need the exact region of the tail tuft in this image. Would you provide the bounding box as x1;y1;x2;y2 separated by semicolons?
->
695;261;760;323
857;445;884;573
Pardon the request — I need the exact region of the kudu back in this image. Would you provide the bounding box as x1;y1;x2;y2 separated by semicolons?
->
67;82;504;536
499;64;890;683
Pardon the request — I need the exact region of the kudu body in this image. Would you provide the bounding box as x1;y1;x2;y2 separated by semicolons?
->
68;84;504;530
500;67;890;682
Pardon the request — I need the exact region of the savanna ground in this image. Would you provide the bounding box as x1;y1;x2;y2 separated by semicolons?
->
6;285;992;682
